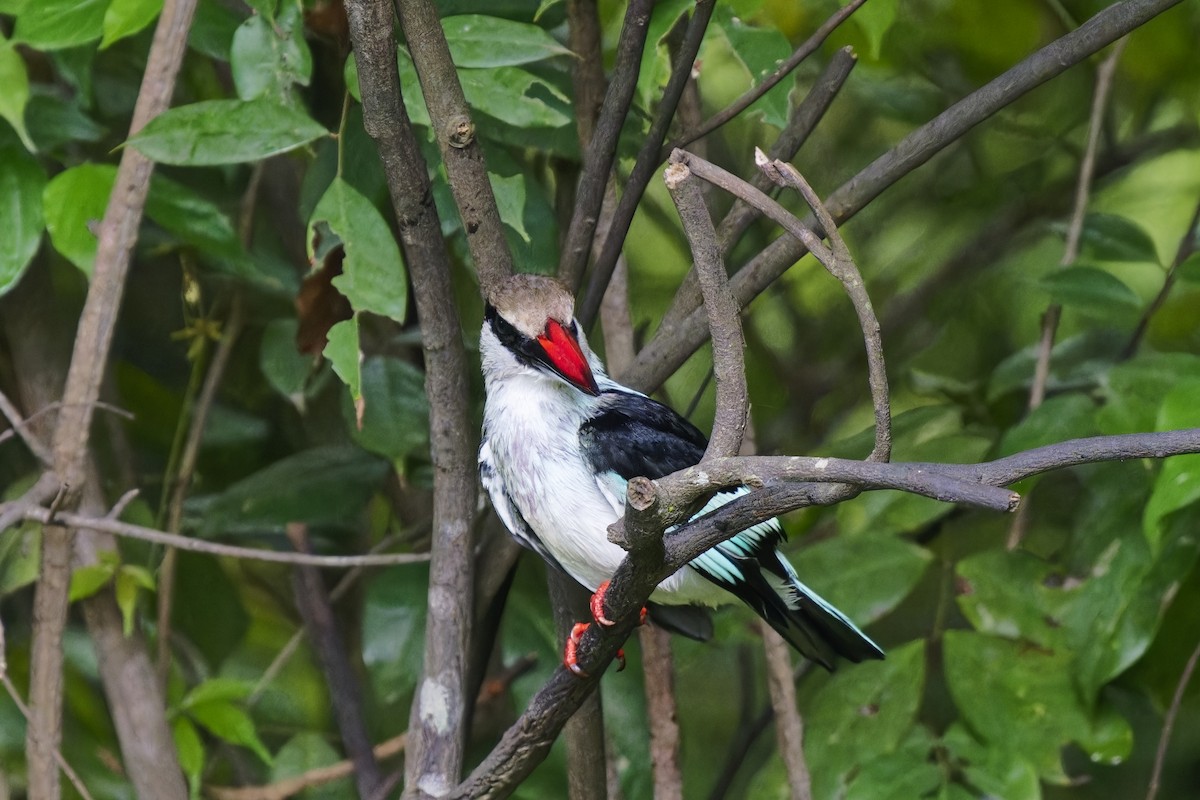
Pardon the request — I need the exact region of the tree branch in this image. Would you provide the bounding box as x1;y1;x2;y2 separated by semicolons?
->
1145;637;1200;800
758;623;812;800
453;426;1200;798
287;524;384;797
625;0;1188;393
667;0;868;153
663;158;746;460
557;0;654;290
755;155;891;462
26;0;198;796
395;0;512;290
577;0;716;315
1;503;431;567
346;1;479;795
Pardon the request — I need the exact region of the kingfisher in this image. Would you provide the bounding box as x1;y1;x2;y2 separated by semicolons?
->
478;273;883;675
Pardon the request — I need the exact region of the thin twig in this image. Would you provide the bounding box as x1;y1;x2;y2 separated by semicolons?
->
206;734;407;800
660;47;859;338
0;616;95;800
758;623;812;800
248;531;411;705
287;523;384;797
6;504;431;567
1011;37;1127;550
557;0;655;290
158;292;247;686
668;0;868;152
0;390;53;465
578;0;717;316
1124;195;1200;359
1145;638;1200;800
755;155;891;463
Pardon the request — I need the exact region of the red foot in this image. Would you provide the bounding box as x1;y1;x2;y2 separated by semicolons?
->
562;621;628;677
589;580;648;627
564;622;591;677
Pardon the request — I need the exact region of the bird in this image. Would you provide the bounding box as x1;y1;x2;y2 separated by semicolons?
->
478;273;883;675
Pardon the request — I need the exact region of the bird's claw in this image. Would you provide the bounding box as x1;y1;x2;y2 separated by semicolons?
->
589;580;648;628
562;620;627;677
564;622;591;677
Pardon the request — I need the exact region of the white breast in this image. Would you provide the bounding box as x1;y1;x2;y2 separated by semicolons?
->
482;374;730;608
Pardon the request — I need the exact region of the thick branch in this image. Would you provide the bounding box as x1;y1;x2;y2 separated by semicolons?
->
625;0;1188;392
396;0;512;290
345;1;478;795
663;159;746;460
453;427;1200;797
26;0;198;796
557;0;654;290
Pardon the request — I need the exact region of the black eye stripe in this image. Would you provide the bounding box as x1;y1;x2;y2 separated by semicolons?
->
486;303;546;369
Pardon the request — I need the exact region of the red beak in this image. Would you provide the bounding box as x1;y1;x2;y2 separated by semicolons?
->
537;320;600;396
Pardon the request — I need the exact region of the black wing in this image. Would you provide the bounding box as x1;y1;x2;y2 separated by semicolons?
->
578;390;708;481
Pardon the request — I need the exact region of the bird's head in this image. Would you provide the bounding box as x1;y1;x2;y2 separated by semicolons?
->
481;274;601;396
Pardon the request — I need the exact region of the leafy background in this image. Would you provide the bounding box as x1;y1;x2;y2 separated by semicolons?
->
1;0;1200;798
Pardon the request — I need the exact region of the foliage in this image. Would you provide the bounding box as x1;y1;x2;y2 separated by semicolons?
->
1;0;1199;798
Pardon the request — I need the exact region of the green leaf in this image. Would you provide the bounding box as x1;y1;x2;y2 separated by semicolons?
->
996;393;1098;459
943;631;1131;780
955;549;1069;648
128;98;328;166
25;89;107;151
0;39;35;151
198;445;388;535
1075;213;1160;264
844;727;940;800
181;677;254;709
806;640;926;800
1098;353;1200;435
492;172;530;243
114;566;148;636
344;357;429;462
171;717;205;798
363;564;428;705
458;66;571;128
11;0;108;50
0;144;45;296
324;316;362;401
854;0;898;60
0;476;41;594
260;318;314;401
145;174;252;269
1143;380;1200;549
442;15;572;68
1038;265;1141;318
797;536;931;625
188;700;273;765
69;562;116;602
1176;252;1200;284
942;723;1041;800
309;178;407;322
42;163;115;275
230;4;312;102
714;8;792;128
101;0;162;49
271;733;350;799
